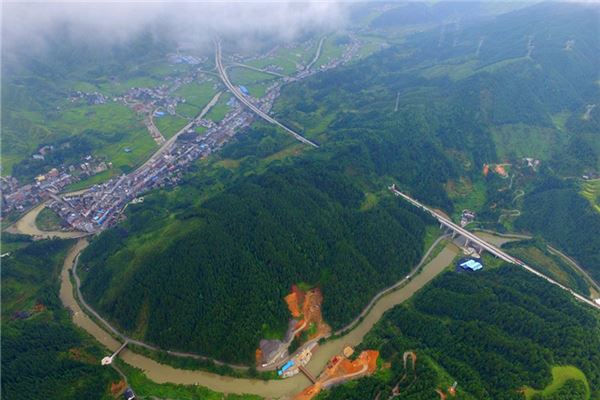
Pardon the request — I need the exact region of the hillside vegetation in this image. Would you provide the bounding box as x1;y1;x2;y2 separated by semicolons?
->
516;178;600;282
79;2;600;365
81;162;434;363
317;266;600;400
1;235;118;399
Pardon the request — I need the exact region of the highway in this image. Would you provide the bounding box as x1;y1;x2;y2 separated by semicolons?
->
306;37;325;71
390;185;600;311
215;40;319;148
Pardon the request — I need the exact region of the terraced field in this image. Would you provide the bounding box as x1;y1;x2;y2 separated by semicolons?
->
581;179;600;214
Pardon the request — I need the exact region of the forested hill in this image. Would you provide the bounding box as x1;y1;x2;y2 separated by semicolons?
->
1;235;118;398
80;2;599;364
317;265;600;400
81;161;435;363
273;2;600;272
516;178;600;282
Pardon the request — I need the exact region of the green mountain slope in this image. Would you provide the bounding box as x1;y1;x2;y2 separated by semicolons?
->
318;266;600;400
79;2;600;365
81;162;434;363
1;235;119;399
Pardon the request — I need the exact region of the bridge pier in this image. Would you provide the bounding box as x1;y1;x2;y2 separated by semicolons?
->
101;340;129;366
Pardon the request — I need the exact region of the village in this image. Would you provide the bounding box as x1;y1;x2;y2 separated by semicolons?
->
2;35;363;235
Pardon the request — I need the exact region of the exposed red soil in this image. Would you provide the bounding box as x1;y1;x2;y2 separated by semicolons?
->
284;285;331;342
68;347;96;364
255;348;263;365
294;350;379;400
111;380;127;396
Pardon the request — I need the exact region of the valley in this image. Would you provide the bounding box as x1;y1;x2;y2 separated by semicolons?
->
2;2;600;400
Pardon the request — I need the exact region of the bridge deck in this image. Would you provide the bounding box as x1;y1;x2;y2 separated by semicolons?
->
389;185;600;311
298;365;317;384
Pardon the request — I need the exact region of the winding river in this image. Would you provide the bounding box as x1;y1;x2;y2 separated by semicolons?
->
59;237;459;397
5;203;88;239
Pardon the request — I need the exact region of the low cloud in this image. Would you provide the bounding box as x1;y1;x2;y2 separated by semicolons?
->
2;1;348;57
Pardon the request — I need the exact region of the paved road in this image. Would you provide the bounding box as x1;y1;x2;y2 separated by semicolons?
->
390;185;600;311
259;233;451;373
230;63;286;78
61;237;458;396
135;91;222;174
215;40;319;148
70;239;250;370
306;37;325;71
547;245;600;294
334;233;450;335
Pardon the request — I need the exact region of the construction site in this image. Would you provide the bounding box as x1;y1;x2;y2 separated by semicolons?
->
285;285;331;342
294;349;379;400
257;285;331;373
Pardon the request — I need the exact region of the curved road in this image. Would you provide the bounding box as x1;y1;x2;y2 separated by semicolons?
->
306;37;325;71
70;239;250;370
215;41;319;148
61;236;459;396
334;234;449;335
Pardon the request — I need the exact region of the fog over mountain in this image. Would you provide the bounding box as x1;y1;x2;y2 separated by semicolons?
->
2;1;348;57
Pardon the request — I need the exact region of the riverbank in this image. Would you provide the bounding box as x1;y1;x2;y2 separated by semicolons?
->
5;203;89;239
60;237;459;397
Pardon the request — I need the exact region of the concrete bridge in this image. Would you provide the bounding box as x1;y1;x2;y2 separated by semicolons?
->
101;340;129;365
389;185;600;311
298;364;317;384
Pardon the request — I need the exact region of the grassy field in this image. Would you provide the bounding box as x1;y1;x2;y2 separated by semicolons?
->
245;82;269;98
360;192;380;211
97;76;163;97
228;67;277;86
446;177;487;220
174;80;218;118
154;114;189;139
551;111;571;131
580;179;600;214
205;94;233;122
245;42;318;75
420;59;478;81
35;207;64;231
314;35;347;67
1;54;205;176
490;124;565;161
523;366;590;400
355;34;388;59
63;169;117;192
49;102;158;173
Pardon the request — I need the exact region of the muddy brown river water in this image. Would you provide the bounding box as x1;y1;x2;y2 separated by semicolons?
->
6;203;88;239
59;237;459;398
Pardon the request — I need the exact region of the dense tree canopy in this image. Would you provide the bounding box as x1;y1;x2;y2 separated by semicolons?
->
81;161;434;363
318;265;600;400
1;235;118;399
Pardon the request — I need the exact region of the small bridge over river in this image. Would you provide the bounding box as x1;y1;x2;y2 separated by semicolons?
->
298;365;317;384
101;340;129;365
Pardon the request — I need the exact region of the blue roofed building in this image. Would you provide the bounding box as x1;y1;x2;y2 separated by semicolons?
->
239;85;250;95
458;258;483;272
123;387;136;400
278;360;295;376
